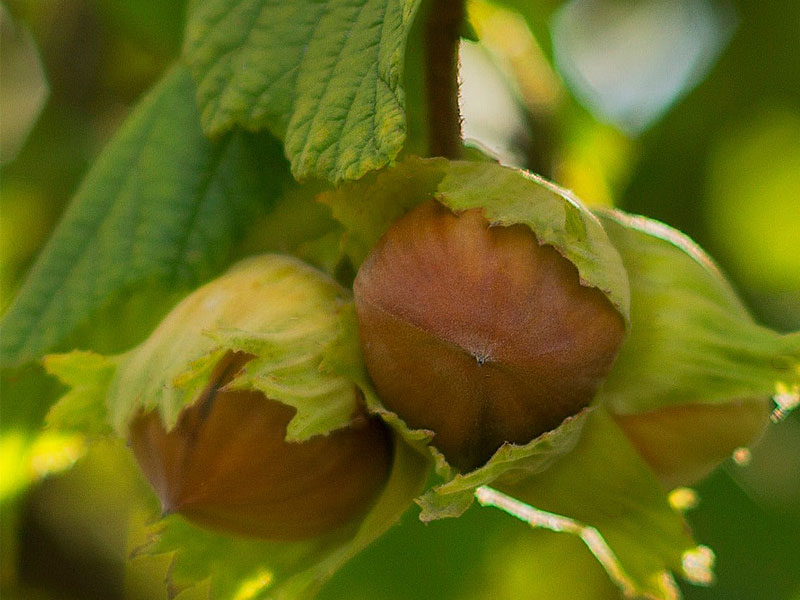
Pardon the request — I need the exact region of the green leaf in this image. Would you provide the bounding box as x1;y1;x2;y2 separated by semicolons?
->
492;408;702;600
138;433;428;600
108;255;356;438
42;351;118;436
0;65;288;368
595;209;800;414
184;0;421;182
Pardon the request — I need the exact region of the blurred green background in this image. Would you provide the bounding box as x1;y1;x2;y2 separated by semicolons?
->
1;0;799;598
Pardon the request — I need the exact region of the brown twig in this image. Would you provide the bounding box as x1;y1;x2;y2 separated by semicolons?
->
424;0;465;159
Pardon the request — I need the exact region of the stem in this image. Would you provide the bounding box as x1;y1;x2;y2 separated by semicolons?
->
473;486;642;599
474;485;716;594
424;0;465;159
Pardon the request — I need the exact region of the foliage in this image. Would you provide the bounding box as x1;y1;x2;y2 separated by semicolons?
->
184;0;420;182
1;66;287;368
2;1;799;599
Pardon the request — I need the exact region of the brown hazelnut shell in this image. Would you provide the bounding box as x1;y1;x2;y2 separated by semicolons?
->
129;353;393;540
613;398;771;489
354;200;626;472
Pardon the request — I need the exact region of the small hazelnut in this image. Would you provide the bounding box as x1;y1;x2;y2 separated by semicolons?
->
613;398;771;488
130;351;392;540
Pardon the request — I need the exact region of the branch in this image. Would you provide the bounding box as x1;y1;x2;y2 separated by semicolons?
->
424;0;465;159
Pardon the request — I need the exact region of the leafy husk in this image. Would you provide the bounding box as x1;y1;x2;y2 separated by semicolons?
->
44;254;431;599
595;208;800;414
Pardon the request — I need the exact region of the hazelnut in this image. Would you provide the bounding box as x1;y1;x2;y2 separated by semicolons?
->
613;398;770;489
129;351;392;540
354;200;626;471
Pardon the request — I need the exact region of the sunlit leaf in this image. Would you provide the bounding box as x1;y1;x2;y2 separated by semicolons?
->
0;429;87;502
184;0;420;182
43;351;118;436
0;363;73;501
